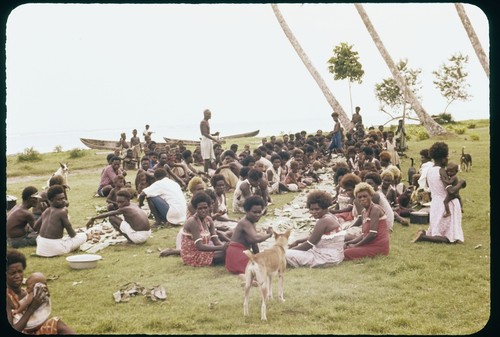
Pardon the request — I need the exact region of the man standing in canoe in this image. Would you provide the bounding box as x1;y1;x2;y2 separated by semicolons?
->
200;109;221;174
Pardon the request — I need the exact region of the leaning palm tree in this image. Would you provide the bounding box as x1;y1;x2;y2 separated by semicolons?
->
454;3;489;79
271;3;353;131
354;3;447;136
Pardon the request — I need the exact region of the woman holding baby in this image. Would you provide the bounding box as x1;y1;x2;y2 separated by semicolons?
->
411;142;465;243
6;249;75;334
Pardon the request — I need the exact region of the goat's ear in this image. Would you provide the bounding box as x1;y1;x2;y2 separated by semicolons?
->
59;162;64;167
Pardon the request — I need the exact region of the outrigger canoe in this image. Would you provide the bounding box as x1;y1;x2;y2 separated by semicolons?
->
80;138;168;151
163;129;260;145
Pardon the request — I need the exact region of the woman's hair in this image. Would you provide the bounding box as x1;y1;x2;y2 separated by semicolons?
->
429;142;449;161
364;172;382;186
419;148;431;160
340;173;361;189
379;151;392;163
7;249;27;269
188;176;206;194
190;191;212;209
380;170;394;180
385;165;401;180
354;182;375;196
243;195;265;212
306;190;332;209
210;174;226;188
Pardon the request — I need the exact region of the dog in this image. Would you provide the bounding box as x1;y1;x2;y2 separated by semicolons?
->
460;147;472;172
243;228;291;321
46;162;69;189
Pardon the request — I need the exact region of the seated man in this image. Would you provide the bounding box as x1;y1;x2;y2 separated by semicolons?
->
34;185;90;257
7;186;40;248
97;156;125;197
87;190;151;244
138;168;187;227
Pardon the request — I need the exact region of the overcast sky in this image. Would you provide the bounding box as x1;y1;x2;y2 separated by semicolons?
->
5;3;490;153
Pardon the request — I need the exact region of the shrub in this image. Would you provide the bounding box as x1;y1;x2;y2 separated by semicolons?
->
68;148;87;159
470;134;480;141
455;127;466;135
53;145;63;152
432;113;454;124
467;123;476;129
17;147;42;162
416;130;429;141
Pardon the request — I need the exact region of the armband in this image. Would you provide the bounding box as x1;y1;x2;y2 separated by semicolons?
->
306;240;316;248
211;234;218;238
369;230;378;234
194;238;202;245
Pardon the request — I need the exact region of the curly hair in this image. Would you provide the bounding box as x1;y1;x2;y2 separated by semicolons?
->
363;172;382;186
379;151;392;163
188;176;206;194
340;173;361;189
354;182;375;196
380;170;394;180
7;249;27;269
21;186;38;201
210;174;226;188
429;142;449;161
385;165;401;180
306;190;332;209
47;185;65;201
190;191;212;209
243;195;265;212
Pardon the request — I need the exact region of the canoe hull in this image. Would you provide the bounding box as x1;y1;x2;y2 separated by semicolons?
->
163;129;260;145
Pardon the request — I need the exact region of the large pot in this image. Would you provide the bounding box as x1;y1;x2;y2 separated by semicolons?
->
6;195;17;211
410;211;429;225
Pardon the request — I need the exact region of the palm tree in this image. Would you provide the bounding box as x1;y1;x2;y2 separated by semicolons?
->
454;3;489;79
271;4;353;131
354;3;446;136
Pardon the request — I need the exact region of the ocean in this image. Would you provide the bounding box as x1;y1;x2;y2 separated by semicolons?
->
5;116;334;155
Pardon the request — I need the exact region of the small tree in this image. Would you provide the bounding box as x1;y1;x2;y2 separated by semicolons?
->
374;59;422;125
433;53;471;113
327;42;364;116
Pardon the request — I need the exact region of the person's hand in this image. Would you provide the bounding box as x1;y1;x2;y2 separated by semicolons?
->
86;218;94;229
29;289;47;312
288;241;298;249
122;170;127;177
265;227;274;236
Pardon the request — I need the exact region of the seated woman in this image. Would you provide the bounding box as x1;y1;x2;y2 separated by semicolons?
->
180;191;228;267
330;173;361;223
225;196;273;276
7;249;76;334
362;172;395;232
344;182;390;260
286;190;344;268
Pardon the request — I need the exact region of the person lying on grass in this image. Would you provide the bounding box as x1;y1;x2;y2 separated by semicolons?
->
86;189;151;244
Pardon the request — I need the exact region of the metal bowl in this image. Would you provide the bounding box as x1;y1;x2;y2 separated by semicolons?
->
66;254;102;270
410;211;429;224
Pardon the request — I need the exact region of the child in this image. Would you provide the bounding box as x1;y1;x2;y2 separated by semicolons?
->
106;175;126;211
441;162;465;217
12;272;51;331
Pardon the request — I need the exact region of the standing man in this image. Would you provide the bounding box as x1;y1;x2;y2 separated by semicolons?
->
200;109;221;174
130;129;142;169
351;106;363;130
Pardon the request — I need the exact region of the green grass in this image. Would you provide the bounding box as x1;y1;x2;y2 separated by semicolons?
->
6;120;490;334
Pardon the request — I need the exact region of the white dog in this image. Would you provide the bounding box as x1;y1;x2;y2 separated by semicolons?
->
46;162;69;189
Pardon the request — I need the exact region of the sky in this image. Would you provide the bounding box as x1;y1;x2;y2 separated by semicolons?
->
4;3;490;154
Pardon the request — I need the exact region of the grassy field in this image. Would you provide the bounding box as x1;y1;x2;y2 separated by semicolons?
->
5;120;491;334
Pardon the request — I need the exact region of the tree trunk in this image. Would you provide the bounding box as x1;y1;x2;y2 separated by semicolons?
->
354;3;447;136
455;3;489;79
271;4;353;131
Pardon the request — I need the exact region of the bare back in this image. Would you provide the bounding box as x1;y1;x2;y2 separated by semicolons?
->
37;207;75;239
7;206;35;239
121;204;150;231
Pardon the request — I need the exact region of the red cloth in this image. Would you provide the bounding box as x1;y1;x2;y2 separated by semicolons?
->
225;241;249;274
344;204;390;260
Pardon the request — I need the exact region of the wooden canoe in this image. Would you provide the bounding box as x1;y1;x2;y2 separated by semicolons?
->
80;138;168;150
163;129;260;146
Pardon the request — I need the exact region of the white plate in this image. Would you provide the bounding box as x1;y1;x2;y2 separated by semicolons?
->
66;254;102;269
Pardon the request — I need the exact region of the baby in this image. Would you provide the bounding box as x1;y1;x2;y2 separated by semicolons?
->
441;162;465;217
12;272;49;317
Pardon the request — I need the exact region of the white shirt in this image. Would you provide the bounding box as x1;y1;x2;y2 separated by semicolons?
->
142;177;187;224
418;161;434;192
